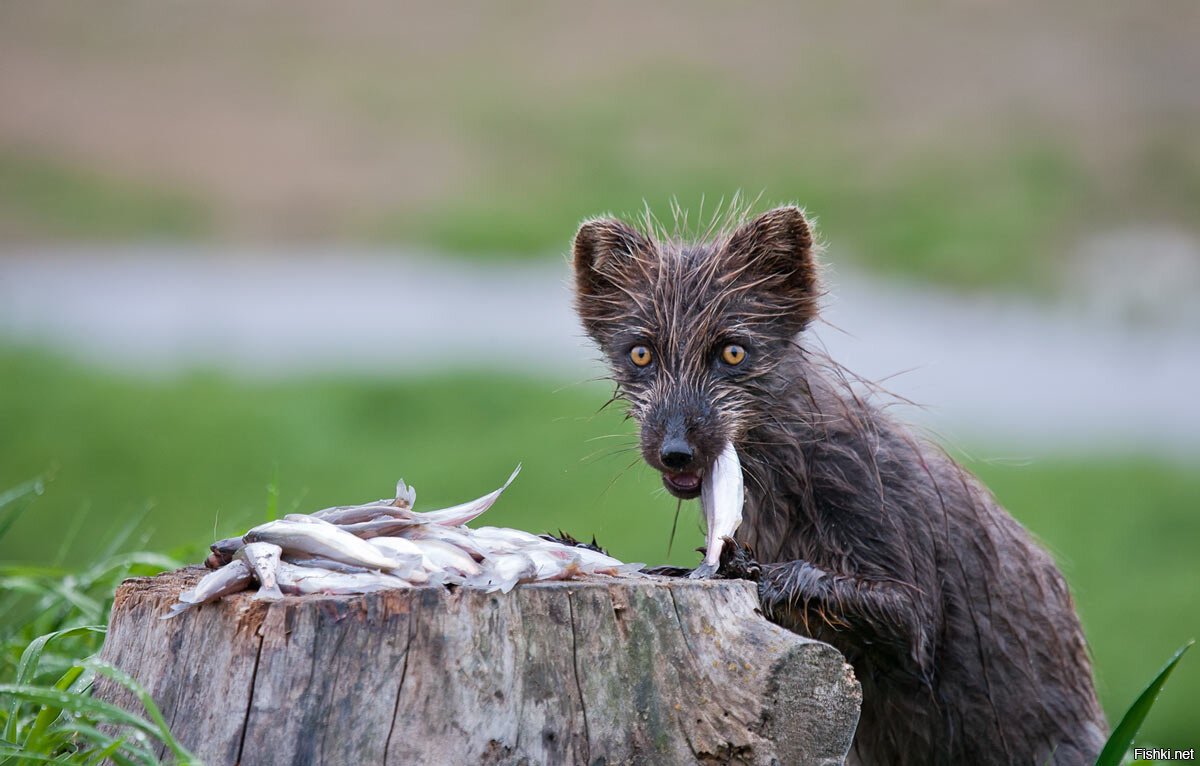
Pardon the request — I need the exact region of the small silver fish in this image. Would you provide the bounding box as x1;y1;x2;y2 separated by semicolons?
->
336;516;418;539
275;561;413;595
365;535;424;561
466;526;545;555
524;547;583;580
569;546;646;576
362;537;430;583
283;554;372;574
238;542;284;601
468;552;535;593
308;479;415;523
691;441;744;579
409;538;483;577
244;517;402;571
163;560;253;619
208;536;244;567
409;465;521;526
310;503;411;526
402;524;487;560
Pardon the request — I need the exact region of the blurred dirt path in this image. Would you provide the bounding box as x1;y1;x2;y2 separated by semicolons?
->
1;248;1197;456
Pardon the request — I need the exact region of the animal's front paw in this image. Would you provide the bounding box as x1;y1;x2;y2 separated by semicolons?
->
641;565;694;578
756;560;826;616
716;538;762;582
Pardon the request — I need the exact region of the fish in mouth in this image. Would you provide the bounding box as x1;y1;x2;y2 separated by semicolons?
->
689;442;744;579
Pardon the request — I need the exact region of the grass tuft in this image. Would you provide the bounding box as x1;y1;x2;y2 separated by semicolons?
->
0;482;187;765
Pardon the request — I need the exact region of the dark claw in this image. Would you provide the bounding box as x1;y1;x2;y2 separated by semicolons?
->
648;538;762;580
716;538;762;582
540;530;608;555
640;565;694;578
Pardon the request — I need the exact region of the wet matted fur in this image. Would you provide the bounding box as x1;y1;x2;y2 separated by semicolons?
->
572;204;1107;766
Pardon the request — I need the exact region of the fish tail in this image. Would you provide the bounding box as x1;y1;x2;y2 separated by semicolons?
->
253;585;284;602
160;601;193;620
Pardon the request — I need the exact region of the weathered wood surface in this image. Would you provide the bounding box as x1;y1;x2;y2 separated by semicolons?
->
96;567;860;766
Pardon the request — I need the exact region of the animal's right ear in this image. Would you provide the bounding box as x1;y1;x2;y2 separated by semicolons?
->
572;218;654;340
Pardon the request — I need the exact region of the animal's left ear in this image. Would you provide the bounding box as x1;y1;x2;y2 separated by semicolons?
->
572;217;655;343
723;206;820;331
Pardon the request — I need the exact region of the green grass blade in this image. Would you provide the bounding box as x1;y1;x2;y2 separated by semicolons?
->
52;506;89;569
23;663;87;755
1095;640;1193;766
265;465;279;522
93;507;153;566
0;686;159;740
3;574;105;623
0;478;44;541
81;659;199;765
14;628;103;687
5;627;103;742
0;746;73;765
62;721;155;766
0;478;44;512
0;566;71;579
77;554;178;591
84;738;127;766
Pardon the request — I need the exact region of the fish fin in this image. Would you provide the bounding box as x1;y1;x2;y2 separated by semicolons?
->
160;601;193;620
689;562;719;580
253;585;284;602
498;576;521;594
431;464;522;525
464;573;489;589
427;570;462;586
394;479;416;509
502;463;522;490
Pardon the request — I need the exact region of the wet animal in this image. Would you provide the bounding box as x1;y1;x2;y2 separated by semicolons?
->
571;205;1108;765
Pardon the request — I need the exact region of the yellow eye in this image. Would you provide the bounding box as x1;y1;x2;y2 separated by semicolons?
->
630;345;653;367
721;344;746;366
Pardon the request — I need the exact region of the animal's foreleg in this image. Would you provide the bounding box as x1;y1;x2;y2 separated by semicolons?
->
758;560;931;667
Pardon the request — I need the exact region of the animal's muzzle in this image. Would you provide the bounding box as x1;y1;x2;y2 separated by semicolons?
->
659;435;695;470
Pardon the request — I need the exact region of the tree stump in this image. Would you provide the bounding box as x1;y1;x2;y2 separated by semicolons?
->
96;567;861;766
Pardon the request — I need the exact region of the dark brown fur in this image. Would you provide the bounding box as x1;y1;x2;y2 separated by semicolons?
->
572;206;1107;765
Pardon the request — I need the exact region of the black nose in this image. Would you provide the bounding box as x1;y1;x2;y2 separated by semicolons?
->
659;437;695;470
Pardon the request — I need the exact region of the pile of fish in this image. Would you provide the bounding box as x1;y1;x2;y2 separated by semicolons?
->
164;466;644;618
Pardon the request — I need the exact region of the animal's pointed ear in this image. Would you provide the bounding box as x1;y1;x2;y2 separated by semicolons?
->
572;217;655;341
724;206;820;331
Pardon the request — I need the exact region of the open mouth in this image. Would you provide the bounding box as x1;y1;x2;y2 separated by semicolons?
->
662;470;703;499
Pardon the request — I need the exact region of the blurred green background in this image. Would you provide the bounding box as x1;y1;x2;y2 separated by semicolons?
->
1;0;1197;754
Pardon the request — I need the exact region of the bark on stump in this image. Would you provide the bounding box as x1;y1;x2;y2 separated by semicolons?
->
96;567;861;766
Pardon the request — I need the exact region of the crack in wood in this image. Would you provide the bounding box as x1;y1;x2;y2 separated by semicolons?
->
566;590;591;765
235;613;267;766
512;593;527;755
382;592;415;765
668;586;755;732
316;621;352;760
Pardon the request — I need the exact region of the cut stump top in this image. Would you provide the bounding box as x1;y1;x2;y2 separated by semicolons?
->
97;567;860;766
